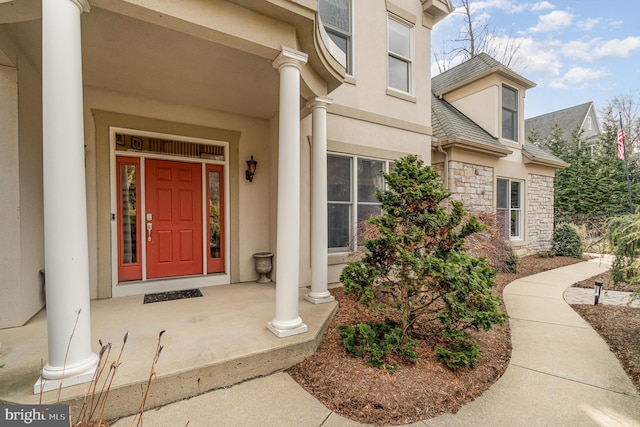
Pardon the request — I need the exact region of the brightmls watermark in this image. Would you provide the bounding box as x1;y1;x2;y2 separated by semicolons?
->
1;405;69;426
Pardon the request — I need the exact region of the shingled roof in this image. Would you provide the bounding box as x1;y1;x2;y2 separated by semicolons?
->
431;53;565;167
432;52;536;96
431;94;511;157
525;101;596;142
522;141;568;168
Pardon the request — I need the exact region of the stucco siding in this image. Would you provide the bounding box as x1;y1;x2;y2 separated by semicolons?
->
0;65;22;327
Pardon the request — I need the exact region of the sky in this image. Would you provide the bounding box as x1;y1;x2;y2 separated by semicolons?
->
431;0;640;119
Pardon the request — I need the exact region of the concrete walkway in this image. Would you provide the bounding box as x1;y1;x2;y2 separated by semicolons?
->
112;258;640;427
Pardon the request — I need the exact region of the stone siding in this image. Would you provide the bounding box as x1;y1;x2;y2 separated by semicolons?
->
433;162;445;184
433;160;556;257
448;161;494;213
525;173;555;254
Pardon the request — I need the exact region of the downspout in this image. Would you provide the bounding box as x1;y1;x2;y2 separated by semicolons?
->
435;142;449;190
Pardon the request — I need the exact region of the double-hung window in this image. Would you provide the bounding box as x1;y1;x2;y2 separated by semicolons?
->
387;14;413;94
328;154;393;252
502;84;519;141
496;178;523;240
319;0;352;75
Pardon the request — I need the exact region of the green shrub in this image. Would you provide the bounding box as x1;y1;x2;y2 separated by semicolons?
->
337;319;418;373
504;245;520;273
537;250;556;258
551;224;583;258
339;155;507;370
436;331;479;369
607;214;640;298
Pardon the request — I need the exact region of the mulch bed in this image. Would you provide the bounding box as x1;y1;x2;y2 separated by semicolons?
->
287;255;586;426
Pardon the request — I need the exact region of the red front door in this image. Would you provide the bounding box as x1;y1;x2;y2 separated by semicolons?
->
145;159;203;279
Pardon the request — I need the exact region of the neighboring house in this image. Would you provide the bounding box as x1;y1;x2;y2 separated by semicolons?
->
525;101;601;148
431;53;567;256
0;0;453;390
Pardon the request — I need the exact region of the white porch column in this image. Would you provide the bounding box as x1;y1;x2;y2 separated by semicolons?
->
305;97;335;304
268;48;309;338
35;0;99;393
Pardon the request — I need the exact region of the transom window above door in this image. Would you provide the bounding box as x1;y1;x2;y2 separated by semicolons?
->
115;133;225;161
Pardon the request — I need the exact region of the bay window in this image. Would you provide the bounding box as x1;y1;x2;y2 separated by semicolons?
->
319;0;353;75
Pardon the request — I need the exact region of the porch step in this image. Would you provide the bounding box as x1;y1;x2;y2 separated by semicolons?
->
0;283;338;422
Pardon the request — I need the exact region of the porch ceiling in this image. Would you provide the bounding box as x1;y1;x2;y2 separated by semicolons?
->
3;6;281;119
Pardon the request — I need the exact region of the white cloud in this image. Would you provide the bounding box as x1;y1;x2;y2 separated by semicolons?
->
530;1;555;11
596;37;640;58
512;37;564;76
529;10;573;33
608;20;624;30
562;37;640;62
563;66;608;83
549;66;609;89
577;18;601;31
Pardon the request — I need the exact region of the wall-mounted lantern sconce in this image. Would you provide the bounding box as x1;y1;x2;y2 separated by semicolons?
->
245;155;258;182
594;279;603;305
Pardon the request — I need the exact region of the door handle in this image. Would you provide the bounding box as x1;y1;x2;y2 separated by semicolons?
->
147;222;153;242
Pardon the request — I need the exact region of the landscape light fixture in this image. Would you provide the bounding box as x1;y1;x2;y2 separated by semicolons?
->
594;279;603;305
245;155;257;182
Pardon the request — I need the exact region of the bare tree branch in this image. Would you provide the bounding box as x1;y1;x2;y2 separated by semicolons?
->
434;0;523;72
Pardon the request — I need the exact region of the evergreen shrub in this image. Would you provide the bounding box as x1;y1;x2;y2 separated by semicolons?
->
551;224;583;258
337;319;418;373
339;155;507;370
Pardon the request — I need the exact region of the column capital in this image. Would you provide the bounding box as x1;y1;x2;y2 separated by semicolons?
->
273;47;308;71
306;96;333;110
69;0;91;13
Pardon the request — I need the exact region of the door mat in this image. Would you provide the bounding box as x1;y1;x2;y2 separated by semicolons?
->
143;289;203;304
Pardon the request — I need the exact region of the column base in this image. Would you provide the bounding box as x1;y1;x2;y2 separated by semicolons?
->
34;367;97;394
267;321;308;338
304;293;335;304
34;352;99;394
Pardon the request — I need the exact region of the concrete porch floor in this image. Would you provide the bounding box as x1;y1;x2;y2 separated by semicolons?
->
0;282;337;421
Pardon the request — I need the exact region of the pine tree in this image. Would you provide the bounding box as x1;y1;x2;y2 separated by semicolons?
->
549;116;640;218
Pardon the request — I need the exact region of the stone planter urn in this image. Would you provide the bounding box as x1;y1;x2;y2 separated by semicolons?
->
253;252;274;284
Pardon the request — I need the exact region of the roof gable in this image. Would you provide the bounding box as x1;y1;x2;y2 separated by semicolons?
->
525;101;598;142
431;94;511;156
432;52;535;96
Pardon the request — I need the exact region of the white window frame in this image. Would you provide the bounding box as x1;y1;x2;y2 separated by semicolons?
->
387;13;414;95
496;178;523;241
319;0;353;76
327;153;394;253
502;84;519;142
